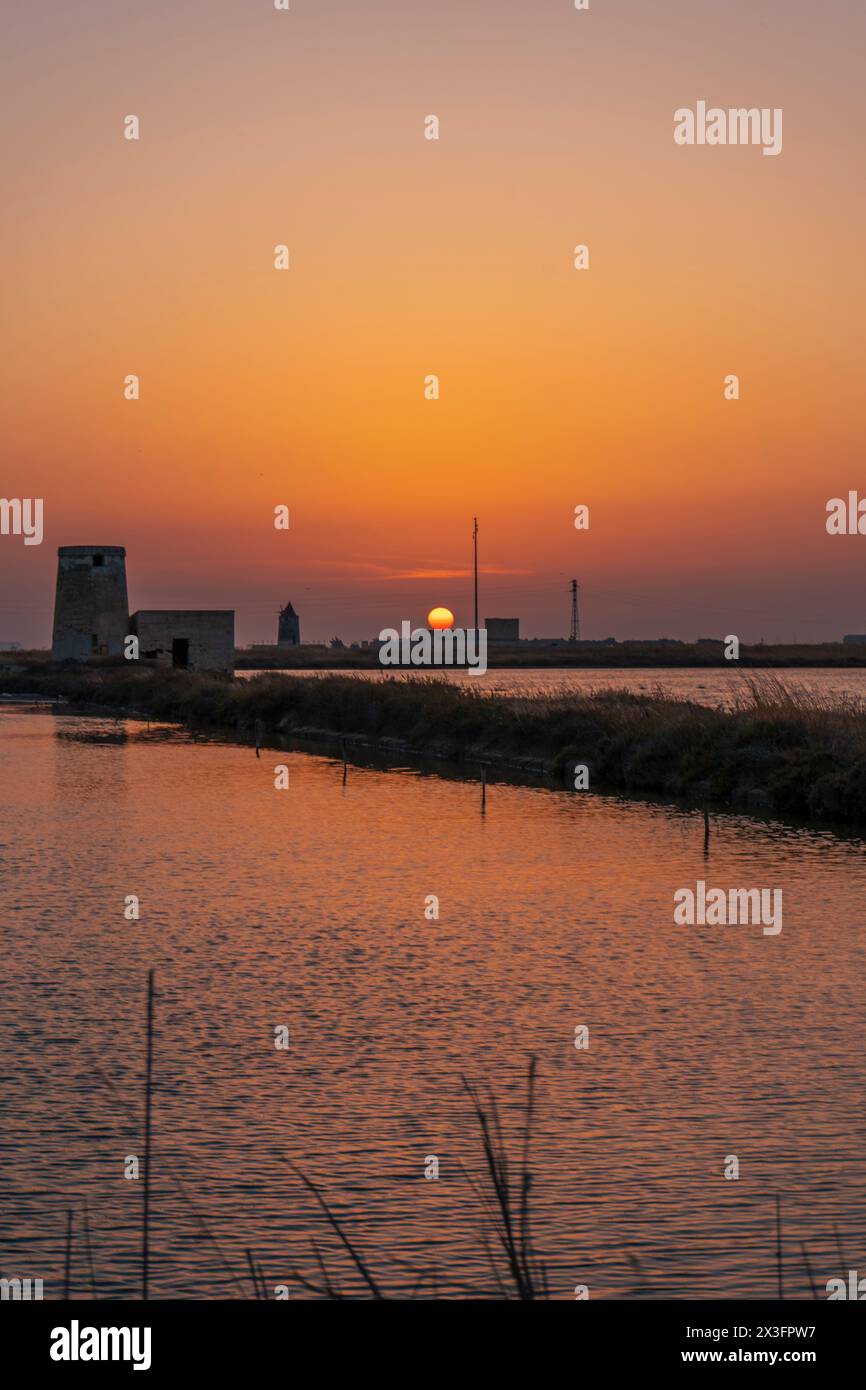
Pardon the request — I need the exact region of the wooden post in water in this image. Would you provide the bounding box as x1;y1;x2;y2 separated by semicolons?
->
481;767;487;814
83;1201;98;1299
63;1208;73;1300
703;806;710;855
142;970;155;1301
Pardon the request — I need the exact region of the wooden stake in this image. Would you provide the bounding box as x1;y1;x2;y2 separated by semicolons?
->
63;1208;73;1300
142;970;155;1301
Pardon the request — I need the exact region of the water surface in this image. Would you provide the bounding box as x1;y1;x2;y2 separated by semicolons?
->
1;709;864;1298
239;665;866;710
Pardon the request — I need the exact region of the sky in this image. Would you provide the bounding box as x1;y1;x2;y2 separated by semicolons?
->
2;0;865;646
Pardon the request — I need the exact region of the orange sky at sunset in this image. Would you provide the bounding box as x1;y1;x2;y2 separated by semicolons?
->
2;0;865;645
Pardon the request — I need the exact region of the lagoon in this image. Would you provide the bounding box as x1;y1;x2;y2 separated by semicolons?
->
1;707;865;1298
237;665;866;710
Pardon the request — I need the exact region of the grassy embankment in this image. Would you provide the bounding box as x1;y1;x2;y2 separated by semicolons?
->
10;641;866;669
3;662;866;823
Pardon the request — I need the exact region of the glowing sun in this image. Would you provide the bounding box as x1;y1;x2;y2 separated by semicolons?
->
427;606;455;630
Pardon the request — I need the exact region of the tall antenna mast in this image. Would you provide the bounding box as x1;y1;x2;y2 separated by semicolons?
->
570;578;581;642
473;517;479;631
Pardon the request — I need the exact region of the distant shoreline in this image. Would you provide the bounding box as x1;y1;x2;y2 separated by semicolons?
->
3;662;866;827
235;640;866;669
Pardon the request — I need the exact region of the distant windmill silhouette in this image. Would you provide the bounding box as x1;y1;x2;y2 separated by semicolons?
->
277;600;300;646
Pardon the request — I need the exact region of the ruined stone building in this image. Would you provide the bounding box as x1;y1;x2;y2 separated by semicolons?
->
51;545;235;672
130;610;234;673
52;546;129;660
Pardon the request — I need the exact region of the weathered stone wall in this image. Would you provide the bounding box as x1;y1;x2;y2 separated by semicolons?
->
131;611;235;673
52;546;129;660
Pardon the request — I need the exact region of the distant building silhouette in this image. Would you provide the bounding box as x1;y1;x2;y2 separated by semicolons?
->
278;601;300;646
52;546;129;660
485;617;519;643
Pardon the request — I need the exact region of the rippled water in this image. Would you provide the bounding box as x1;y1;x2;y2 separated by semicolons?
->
239;665;866;710
2;709;865;1299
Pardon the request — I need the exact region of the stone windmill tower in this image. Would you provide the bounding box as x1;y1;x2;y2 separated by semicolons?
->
51;546;129;660
277;601;300;647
